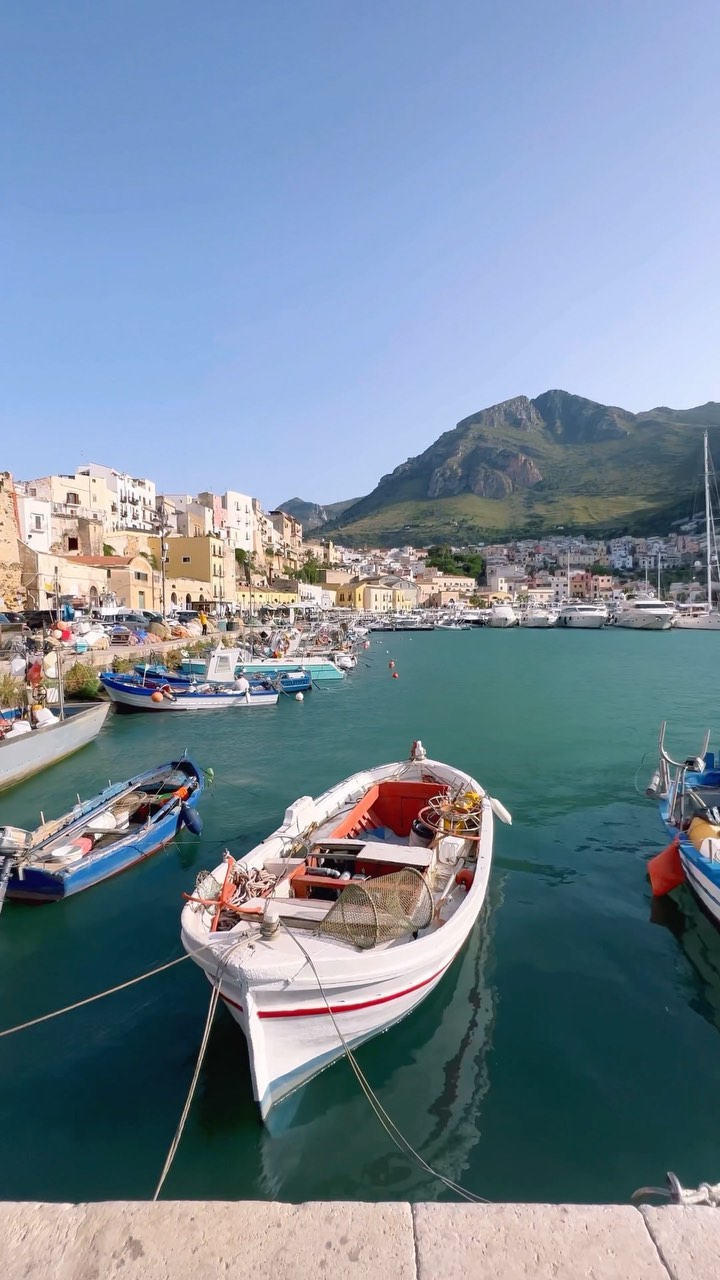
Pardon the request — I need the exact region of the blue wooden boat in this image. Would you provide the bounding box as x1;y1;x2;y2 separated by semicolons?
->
100;673;278;711
0;757;204;903
134;663;312;695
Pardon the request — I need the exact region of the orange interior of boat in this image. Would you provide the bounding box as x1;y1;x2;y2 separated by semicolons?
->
289;780;448;899
331;780;447;839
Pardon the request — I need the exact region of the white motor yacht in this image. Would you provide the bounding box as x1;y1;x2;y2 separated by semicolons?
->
519;606;558;628
614;598;675;631
557;602;607;629
674;605;720;631
489;603;518;628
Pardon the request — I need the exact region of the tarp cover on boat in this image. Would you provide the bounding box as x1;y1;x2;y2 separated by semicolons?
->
318;867;433;950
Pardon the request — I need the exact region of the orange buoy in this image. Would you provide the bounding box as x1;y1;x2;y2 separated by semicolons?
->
648;837;685;896
392;672;399;679
456;869;474;892
151;690;164;703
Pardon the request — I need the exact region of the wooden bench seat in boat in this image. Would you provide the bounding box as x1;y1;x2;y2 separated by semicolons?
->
311;839;433;869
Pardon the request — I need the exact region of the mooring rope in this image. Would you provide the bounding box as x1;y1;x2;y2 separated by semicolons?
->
278;920;490;1204
153;982;221;1200
0;954;190;1039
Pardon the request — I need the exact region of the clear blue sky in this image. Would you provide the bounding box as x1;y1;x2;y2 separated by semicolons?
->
3;1;720;507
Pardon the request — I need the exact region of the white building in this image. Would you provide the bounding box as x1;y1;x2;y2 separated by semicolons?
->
219;491;254;555
14;486;52;553
77;464;157;531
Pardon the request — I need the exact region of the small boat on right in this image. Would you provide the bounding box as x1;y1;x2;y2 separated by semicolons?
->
646;722;720;927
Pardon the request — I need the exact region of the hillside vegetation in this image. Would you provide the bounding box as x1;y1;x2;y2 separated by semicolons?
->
316;391;716;546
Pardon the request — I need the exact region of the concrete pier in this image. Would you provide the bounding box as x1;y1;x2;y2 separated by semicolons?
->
2;1201;719;1279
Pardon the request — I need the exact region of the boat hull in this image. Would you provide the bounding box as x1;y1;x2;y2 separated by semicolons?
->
7;758;204;901
615;614;673;631
0;703;111;793
557;614;605;628
182;754;496;1119
100;676;277;710
181;657;344;681
674;612;720;631
220;955;457;1118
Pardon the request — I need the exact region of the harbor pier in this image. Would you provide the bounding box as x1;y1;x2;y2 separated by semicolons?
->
2;1199;718;1278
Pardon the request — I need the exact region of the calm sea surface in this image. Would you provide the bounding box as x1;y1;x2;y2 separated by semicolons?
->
1;629;719;1204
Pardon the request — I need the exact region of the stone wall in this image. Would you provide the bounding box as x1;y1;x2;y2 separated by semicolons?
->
0;473;22;608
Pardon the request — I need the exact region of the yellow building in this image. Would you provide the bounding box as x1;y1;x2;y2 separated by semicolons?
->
334;582;366;609
72;555;160;611
334;577;412;613
148;535;236;604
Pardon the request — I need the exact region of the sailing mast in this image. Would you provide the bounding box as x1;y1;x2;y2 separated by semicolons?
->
704;430;713;610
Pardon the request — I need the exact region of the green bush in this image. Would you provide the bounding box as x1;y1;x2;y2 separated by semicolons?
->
0;674;23;708
63;663;101;700
111;656;133;673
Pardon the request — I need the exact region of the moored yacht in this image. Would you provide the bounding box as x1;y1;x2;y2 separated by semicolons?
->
489;603;518;628
557;602;607;629
519;605;558;628
614;598;675;631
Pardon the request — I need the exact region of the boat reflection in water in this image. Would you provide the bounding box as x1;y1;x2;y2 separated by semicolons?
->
651;886;720;1033
256;880;503;1201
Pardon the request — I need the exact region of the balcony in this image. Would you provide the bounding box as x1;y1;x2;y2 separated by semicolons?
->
51;503;99;521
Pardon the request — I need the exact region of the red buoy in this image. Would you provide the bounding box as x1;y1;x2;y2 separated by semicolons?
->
648;837;685;895
389;660;395;669
392;672;399;679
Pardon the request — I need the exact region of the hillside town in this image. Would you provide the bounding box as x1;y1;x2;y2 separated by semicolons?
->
0;464;712;620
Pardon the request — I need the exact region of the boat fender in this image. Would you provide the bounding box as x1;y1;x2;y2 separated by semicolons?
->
489;796;513;825
648;837;684;895
180;802;203;835
456;869;474;892
151;690;164;703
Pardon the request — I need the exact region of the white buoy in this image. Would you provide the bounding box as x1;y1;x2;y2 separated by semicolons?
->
295;692;304;702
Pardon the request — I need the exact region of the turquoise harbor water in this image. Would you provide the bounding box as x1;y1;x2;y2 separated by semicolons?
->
1;629;720;1204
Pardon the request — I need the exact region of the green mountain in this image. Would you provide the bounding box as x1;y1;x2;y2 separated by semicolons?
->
277;497;362;532
319;390;718;546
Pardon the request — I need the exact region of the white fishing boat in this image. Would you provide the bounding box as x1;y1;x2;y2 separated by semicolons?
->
614;597;675;631
675;432;720;630
181;740;511;1119
557;602;607;629
0;702;111;793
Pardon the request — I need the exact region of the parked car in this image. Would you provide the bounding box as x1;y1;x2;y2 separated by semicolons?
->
174;610;200;625
21;610;58;632
0;611;26;636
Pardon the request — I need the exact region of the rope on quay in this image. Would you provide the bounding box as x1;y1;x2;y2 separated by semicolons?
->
279;921;490;1205
0;954;190;1039
632;1172;720;1206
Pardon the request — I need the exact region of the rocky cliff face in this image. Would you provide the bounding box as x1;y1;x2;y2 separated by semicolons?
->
0;473;22;607
319;389;720;545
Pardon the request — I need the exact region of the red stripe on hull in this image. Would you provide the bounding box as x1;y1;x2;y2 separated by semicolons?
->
254;959;454;1020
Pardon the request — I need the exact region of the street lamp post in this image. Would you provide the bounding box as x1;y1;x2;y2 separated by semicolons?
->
154;501;171;617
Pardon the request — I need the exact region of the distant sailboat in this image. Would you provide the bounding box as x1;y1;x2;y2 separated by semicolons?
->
676;432;720;630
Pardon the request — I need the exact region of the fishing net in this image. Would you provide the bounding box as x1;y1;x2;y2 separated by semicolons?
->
318;868;433;950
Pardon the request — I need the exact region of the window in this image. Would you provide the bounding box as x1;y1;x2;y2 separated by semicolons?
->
134;571;149;582
66;492;80;506
32;515;44;531
182;555;191;564
67;536;79;551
